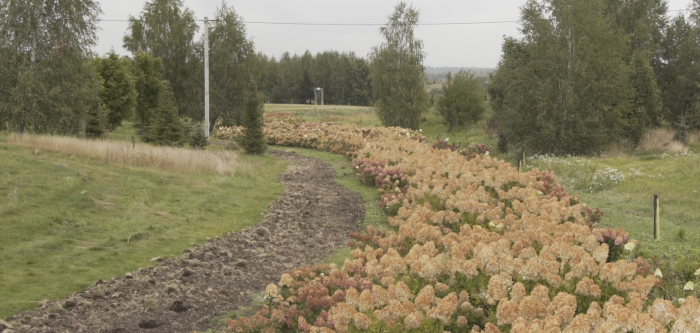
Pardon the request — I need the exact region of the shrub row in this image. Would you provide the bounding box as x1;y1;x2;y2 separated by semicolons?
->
218;114;699;333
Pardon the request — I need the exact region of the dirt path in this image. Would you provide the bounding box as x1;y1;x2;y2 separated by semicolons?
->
1;150;364;333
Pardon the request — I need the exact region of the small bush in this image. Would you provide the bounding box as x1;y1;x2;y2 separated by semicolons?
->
675;228;687;242
189;126;209;150
674;116;690;145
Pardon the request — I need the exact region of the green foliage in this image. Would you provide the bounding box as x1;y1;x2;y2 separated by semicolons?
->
237;86;267;154
673;116;690;144
85;103;108;138
94;52;137;130
673;251;700;282
437;70;487;132
258;51;372;106
623;51;662;146
369;2;428;130
124;0;202;119
149;81;187;146
0;0;101;135
489;0;631;155
132;50;163;128
189;125;209;149
657;15;700;129
208;3;256;129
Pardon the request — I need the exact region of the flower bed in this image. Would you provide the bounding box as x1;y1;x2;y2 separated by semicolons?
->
219;114;699;333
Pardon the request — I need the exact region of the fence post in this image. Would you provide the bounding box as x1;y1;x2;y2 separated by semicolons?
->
653;194;660;240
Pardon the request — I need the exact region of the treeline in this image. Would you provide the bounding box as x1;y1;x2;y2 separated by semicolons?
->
490;0;700;154
258;51;372;106
0;0;261;146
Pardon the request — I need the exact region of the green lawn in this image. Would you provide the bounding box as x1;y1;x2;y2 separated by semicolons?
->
525;151;700;292
0;138;286;318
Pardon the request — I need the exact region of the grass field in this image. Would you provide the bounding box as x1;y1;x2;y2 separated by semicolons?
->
525;151;700;271
0;135;286;318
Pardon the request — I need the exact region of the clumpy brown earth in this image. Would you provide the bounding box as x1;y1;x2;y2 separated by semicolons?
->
2;150;364;333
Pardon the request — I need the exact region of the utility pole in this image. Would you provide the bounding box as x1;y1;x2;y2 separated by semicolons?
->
204;17;210;138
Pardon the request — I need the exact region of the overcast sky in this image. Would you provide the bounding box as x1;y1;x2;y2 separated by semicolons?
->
96;0;694;68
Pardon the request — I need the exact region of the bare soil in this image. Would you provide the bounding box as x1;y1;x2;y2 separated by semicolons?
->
2;150;364;333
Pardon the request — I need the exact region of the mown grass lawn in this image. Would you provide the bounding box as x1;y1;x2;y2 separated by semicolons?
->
0;137;286;318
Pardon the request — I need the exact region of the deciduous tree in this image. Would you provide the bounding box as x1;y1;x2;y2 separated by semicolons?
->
490;0;631;154
208;3;256;129
437;70;486;132
123;0;202;119
369;2;427;129
0;0;101;134
94;51;137;130
132;50;163;128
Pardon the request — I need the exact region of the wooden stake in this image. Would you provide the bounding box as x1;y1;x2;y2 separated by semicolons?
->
653;194;660;240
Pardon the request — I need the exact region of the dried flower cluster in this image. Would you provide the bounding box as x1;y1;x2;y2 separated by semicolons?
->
224;115;700;333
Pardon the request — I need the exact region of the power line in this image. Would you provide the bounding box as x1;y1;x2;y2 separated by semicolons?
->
99;19;518;25
100;9;687;25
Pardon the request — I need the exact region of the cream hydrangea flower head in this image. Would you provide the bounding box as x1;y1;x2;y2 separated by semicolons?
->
695;267;700;277
654;268;663;278
624;241;636;252
684;281;695;291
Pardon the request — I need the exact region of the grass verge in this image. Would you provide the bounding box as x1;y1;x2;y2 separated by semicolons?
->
0;138;286;318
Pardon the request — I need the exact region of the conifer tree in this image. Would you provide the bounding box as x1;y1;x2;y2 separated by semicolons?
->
237;83;267;154
189;126;209;149
85;103;108;138
149;81;187;146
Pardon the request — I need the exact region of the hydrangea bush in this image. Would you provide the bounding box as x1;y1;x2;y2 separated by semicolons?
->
219;114;699;333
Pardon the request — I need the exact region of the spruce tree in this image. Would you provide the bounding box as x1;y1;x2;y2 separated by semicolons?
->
189;126;209;149
149;81;187;146
237;85;267;154
85;103;107;138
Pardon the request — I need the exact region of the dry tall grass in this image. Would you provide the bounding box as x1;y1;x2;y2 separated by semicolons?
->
637;127;689;153
7;134;241;176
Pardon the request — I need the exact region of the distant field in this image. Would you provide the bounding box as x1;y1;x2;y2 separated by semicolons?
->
264;104;380;127
0;135;286;318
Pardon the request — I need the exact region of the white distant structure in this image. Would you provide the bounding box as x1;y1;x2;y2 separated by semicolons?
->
315;88;324;105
